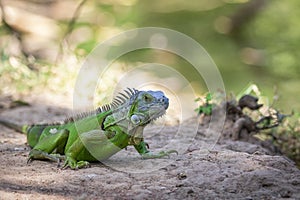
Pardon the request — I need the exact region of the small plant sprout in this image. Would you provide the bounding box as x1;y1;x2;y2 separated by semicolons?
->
195;93;213;116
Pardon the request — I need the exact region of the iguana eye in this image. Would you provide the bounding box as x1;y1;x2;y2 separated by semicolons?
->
143;94;152;103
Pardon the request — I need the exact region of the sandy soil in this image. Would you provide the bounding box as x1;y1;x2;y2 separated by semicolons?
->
0;96;300;199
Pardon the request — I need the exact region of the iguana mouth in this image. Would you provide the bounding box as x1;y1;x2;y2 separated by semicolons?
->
151;109;167;121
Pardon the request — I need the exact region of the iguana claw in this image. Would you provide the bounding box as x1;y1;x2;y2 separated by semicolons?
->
166;150;178;155
62;157;90;170
27;157;33;164
141;150;178;159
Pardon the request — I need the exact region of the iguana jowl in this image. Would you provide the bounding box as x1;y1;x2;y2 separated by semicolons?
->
0;88;177;169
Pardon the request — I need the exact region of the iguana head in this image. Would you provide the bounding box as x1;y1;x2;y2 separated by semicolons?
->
128;90;169;126
101;88;169;144
103;88;169;133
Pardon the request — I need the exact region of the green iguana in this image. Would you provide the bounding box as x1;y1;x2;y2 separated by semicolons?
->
0;88;177;169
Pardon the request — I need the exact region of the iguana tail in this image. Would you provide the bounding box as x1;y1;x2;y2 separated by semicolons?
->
0;119;45;147
0;119;28;133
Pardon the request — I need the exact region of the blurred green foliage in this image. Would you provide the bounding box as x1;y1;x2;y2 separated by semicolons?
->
0;0;299;110
77;0;300;111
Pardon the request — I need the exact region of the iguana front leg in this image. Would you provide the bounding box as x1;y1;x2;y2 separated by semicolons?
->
134;141;178;159
62;133;90;170
63;130;121;169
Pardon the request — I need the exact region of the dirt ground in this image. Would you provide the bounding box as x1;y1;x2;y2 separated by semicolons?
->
0;95;300;199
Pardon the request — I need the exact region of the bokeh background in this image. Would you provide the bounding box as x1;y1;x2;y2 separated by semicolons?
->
0;0;299;112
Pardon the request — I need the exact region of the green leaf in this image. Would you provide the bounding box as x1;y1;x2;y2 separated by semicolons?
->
205;93;212;101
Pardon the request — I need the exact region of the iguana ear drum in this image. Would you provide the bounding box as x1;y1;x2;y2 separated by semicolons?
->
130;115;141;125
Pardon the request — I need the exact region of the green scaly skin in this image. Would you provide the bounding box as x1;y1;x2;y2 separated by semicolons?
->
0;88;177;169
